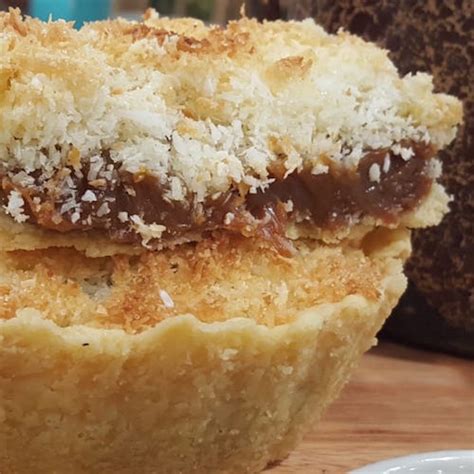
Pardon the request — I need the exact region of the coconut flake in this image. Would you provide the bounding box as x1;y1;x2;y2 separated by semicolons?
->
382;154;391;173
311;164;329;175
400;147;415;160
3;190;29;223
426;159;442;179
224;212;235;225
60;199;78;215
81;190;97;202
130;214;166;247
159;289;175;308
87;156;104;182
96;202;111;217
282;199;294;213
369;163;381;182
71;211;81;223
118;211;129;223
11;171;35;187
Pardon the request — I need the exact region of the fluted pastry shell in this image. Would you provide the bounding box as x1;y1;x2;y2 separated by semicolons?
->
0;229;409;473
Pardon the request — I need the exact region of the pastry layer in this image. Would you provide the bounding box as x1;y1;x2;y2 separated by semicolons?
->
0;228;408;473
0;228;410;333
0;9;462;250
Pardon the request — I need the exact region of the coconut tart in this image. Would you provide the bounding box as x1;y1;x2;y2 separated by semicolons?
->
0;8;461;474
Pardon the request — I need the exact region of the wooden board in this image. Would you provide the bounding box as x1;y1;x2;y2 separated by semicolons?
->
273;342;474;473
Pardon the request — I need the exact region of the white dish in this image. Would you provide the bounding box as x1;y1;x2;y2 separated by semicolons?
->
350;450;474;473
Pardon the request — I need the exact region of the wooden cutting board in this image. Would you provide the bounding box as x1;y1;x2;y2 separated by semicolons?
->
273;342;474;473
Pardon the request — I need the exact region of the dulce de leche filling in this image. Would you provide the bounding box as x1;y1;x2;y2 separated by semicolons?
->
0;143;434;252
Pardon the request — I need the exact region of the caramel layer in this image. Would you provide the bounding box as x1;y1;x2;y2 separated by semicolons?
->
0;143;434;251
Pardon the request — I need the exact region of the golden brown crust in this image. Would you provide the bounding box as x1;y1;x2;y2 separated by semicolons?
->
0;229;408;473
0;235;387;332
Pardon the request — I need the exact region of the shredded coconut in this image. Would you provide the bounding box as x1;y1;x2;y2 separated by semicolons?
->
11;171;35;187
130;214;166;247
81;190;97;202
118;211;129;223
224;212;235;225
401;147;415;161
369;163;381;183
382;154;391;173
159;289;174;309
311;164;329;175
426;159;442;179
87;156;104;182
60;199;78;215
3;190;29;223
282;200;294;213
392;145;415;161
96;202;110;217
0;10;462;208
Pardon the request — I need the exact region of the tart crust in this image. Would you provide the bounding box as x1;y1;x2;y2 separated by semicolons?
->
0;229;409;473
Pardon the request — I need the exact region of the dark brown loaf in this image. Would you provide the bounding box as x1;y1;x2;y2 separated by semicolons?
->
283;0;473;355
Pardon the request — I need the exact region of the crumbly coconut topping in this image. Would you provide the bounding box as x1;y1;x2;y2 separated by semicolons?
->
3;190;29;223
0;9;462;209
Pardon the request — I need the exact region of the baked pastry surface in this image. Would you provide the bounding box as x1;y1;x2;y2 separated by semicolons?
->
0;229;408;473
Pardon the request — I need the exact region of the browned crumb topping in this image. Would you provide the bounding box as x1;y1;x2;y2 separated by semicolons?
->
0;9;461;250
0;236;383;333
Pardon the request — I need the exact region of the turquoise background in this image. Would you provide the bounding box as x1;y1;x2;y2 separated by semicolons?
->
30;0;112;27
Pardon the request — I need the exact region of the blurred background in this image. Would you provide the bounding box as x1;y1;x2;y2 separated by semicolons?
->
0;0;288;25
